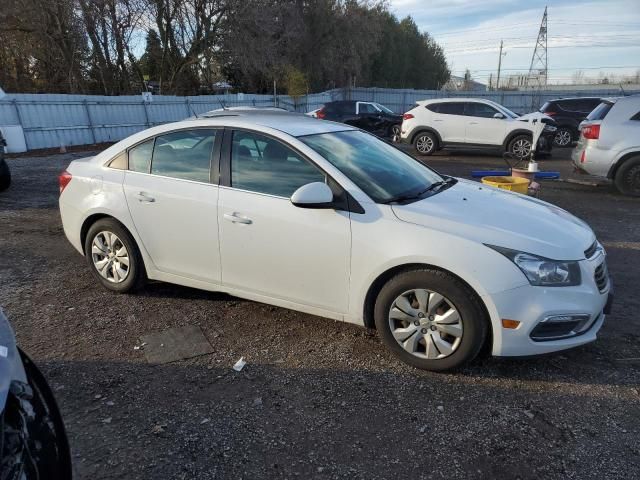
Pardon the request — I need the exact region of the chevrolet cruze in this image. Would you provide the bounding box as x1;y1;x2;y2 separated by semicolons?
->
58;111;612;371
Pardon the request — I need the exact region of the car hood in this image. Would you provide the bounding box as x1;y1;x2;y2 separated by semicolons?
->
391;179;595;260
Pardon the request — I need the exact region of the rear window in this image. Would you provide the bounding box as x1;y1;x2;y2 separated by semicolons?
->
539;101;552;113
587;102;614;121
558;99;601;113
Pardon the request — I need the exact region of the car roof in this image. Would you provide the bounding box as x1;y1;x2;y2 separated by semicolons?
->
419;97;503;108
548;97;603;102
186;111;357;137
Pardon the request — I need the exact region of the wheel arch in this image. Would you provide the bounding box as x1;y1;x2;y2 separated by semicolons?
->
410;127;442;147
607;151;640;180
362;263;493;350
502;129;533;150
80;213;137;255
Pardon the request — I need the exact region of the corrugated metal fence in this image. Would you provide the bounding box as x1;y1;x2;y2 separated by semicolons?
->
0;88;635;150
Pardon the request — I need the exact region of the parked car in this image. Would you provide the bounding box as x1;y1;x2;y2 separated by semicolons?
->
0;308;72;479
59;110;611;371
400;98;556;159
0;130;11;192
572;95;640;196
316;100;403;141
539;97;603;147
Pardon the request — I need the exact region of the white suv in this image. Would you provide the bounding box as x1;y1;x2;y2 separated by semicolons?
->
572;95;640;196
400;98;555;159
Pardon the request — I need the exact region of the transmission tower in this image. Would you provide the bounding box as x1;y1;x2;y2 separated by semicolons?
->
527;6;548;89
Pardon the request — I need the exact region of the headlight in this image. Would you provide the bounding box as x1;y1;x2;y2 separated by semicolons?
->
487;245;581;287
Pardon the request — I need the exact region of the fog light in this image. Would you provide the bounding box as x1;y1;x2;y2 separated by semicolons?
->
530;314;591;341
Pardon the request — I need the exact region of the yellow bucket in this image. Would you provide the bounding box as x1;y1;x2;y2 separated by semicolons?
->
481;176;530;194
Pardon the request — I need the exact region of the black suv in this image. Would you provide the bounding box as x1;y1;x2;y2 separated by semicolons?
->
316;100;403;141
0;130;10;192
539;97;603;147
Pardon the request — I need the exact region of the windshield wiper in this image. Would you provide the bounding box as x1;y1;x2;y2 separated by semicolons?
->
381;178;452;204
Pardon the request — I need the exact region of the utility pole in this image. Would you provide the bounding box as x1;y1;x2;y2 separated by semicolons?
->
496;40;506;91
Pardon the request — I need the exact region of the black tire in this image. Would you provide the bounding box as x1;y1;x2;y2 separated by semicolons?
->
614;156;640;197
374;268;488;372
0;159;11;192
389;124;401;143
507;134;533;160
413;131;437;156
84;218;146;293
553;127;574;148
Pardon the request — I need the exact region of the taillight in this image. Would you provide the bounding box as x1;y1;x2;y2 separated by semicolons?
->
316;108;326;119
59;170;72;194
582;124;600;140
403;113;414;120
545;111;557;116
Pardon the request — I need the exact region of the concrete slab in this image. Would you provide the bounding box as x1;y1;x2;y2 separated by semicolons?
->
140;325;214;364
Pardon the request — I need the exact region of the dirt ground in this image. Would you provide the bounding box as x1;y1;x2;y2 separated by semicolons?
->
1;146;639;479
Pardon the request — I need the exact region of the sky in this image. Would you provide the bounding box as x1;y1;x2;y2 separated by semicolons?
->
388;0;640;86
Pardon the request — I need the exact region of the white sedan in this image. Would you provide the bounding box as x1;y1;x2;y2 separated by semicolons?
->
58;111;612;371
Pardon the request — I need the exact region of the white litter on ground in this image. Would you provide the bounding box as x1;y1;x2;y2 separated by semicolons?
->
233;357;246;372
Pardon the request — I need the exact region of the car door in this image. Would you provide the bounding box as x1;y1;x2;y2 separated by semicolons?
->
464;102;507;145
356;102;386;134
430;102;466;143
123;128;222;283
217;129;351;313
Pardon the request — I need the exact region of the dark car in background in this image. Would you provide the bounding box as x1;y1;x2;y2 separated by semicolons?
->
316;100;403;141
0;130;11;192
539;97;603;147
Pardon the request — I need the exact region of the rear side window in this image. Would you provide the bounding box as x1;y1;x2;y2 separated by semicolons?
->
436;102;465;116
128;139;154;173
426;104;440;113
631;111;640;121
359;103;378;114
539;101;553;113
587;102;614;121
151;129;216;182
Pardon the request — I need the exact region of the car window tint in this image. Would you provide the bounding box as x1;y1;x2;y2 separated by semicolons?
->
466;102;499;118
231;131;325;197
587;102;614;121
108;152;127;169
426;103;440;113
339;102;355;114
437;102;465;115
128;139;154;173
359;103;377;114
631;111;640;121
150;129;215;182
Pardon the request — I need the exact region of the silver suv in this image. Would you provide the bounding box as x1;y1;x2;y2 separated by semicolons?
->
572;95;640;196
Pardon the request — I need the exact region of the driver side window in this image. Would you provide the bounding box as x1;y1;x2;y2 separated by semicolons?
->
230;131;325;198
466;102;500;118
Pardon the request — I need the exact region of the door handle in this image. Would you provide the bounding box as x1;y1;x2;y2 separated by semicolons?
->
433;119;443;122
224;213;252;225
136;192;155;203
468;122;479;125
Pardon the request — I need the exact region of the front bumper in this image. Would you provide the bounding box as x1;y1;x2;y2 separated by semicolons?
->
484;252;611;357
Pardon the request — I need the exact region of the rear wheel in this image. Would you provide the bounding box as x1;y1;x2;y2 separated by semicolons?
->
614;156;640;197
390;124;401;143
84;218;146;292
374;269;488;371
413;132;437;156
553;127;573;147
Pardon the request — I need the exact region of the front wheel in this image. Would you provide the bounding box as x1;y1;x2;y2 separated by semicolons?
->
507;134;532;160
614;156;640;197
84;218;146;292
374;269;488;371
413;132;437;156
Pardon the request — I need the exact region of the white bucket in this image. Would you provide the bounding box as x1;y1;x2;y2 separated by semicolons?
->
0;125;27;153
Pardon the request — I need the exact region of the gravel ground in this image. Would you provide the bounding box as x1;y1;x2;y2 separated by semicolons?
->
1;146;639;479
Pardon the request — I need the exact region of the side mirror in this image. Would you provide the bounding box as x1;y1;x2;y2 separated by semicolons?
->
290;182;334;209
493;112;505;119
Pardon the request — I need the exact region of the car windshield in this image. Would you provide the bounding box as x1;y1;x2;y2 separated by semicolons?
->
374;103;395;114
299;130;444;203
496;104;519;118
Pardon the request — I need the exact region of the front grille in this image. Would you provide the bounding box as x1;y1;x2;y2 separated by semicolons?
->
584;241;598;259
594;261;609;292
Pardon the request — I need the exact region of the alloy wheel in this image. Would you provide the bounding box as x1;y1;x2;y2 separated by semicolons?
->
388;288;463;359
416;135;434;154
554;129;572;147
511;138;532;159
391;125;401;143
91;231;130;283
